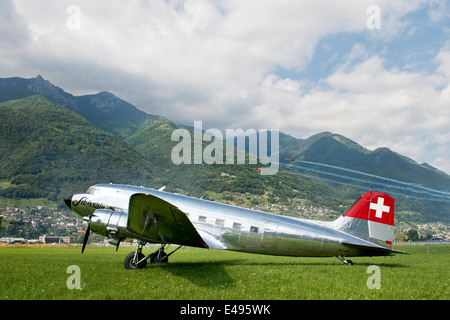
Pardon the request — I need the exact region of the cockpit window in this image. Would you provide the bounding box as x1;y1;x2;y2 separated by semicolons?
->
86;187;100;195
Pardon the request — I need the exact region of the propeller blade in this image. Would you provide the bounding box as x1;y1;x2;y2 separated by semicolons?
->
81;222;90;254
82;201;92;254
115;238;122;252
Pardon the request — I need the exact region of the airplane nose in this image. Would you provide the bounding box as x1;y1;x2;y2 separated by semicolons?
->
64;195;73;209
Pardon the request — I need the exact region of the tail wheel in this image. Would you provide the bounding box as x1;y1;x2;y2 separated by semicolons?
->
124;252;147;270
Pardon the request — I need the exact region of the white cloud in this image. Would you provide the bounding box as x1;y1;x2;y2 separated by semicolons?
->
6;1;418;88
1;0;449;174
252;51;450;171
427;0;450;23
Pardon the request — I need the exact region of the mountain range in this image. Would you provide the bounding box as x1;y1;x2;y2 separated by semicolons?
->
0;75;449;224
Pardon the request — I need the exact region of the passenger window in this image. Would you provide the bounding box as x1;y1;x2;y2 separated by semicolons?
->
215;219;225;227
198;216;207;222
250;226;259;233
232;222;241;230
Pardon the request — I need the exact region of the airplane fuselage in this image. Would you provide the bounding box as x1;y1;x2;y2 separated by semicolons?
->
66;184;397;259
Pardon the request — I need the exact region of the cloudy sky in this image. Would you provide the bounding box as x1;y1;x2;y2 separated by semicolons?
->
1;0;450;174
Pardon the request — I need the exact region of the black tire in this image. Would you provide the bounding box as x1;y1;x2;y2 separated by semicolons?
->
124;252;147;269
149;251;168;263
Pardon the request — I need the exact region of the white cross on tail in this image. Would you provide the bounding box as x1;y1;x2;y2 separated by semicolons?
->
370;197;390;219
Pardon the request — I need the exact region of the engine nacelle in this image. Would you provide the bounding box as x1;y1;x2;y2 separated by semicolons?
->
89;209;128;240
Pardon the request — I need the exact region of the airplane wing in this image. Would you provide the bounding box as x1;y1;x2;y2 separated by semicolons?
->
126;193;208;248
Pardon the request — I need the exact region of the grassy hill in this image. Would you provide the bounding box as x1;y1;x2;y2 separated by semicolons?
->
0;95;345;215
0;95;154;203
0;75;158;140
280;132;450;191
0;76;449;224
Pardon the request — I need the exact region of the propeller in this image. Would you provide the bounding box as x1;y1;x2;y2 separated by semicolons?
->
115;238;123;252
81;204;92;254
81;219;91;253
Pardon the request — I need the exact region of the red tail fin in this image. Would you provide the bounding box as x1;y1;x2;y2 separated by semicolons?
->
344;191;394;225
339;191;395;247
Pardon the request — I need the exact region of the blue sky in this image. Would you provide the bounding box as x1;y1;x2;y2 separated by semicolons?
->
286;3;449;82
1;0;449;174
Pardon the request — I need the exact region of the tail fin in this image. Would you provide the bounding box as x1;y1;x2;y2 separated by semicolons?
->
335;191;395;248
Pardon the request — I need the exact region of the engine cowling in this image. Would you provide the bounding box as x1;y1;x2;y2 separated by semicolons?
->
89;209;128;243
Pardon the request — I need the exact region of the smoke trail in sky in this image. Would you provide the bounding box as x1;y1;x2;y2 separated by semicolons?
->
279;170;367;191
296;160;450;196
279;170;450;203
275;160;450;203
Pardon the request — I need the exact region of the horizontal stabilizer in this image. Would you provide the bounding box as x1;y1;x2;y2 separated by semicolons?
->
341;241;407;257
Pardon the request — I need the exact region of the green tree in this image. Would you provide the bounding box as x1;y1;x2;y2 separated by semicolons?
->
395;232;405;242
407;229;419;241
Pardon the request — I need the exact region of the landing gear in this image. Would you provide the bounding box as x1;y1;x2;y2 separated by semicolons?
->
149;249;168;263
124;241;148;269
336;255;354;265
124;242;182;269
124;252;147;269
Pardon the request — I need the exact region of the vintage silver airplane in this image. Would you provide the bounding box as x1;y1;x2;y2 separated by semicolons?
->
64;183;404;269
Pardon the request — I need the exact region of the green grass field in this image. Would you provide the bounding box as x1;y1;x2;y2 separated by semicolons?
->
0;244;448;300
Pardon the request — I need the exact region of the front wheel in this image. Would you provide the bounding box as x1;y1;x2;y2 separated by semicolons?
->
124;252;147;270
